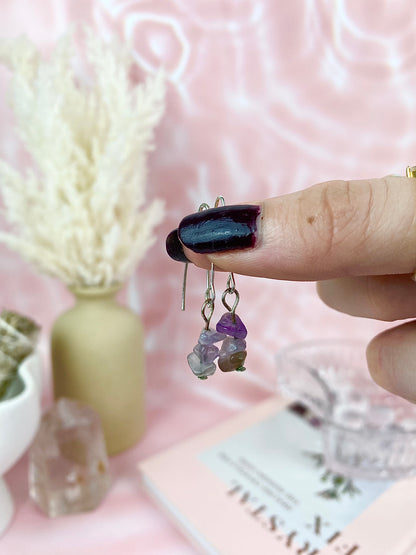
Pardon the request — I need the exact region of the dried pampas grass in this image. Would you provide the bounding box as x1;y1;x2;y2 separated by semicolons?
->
0;28;165;286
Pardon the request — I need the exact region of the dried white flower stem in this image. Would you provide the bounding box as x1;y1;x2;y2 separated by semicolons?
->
0;28;165;287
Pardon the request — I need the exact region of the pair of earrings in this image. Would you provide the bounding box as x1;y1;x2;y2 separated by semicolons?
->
182;198;247;380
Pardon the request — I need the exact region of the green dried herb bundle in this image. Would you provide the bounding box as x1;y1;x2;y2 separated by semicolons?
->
0;309;40;400
0;351;19;399
1;309;40;342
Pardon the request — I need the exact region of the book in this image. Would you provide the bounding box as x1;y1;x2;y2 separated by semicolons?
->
139;396;416;555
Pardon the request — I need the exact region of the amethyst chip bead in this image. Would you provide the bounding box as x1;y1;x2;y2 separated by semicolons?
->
215;313;248;372
199;329;227;345
216;312;247;339
187;328;226;379
218;336;247;373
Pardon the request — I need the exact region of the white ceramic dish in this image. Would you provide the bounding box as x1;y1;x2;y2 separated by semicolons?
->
0;351;42;536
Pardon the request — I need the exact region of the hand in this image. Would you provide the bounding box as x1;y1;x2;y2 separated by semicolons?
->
166;176;416;403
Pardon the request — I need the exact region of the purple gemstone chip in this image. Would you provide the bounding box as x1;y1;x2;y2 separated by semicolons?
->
216;312;247;339
193;342;220;364
198;328;226;345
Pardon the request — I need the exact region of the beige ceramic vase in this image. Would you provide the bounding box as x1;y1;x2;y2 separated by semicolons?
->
51;284;145;455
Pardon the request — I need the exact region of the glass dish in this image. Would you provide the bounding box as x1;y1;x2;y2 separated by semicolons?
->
276;339;416;480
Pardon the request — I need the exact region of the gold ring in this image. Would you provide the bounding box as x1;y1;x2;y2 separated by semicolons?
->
406;167;416;280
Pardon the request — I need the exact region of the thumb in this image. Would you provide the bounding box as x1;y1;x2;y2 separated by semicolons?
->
367;321;416;403
172;176;416;281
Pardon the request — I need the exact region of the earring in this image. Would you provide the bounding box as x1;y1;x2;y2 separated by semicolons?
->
186;262;226;379
215;273;247;373
209;195;247;373
184;202;226;380
181;197;247;378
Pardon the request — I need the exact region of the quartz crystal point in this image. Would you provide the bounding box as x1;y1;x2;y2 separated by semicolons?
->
29;398;111;517
218;336;247;372
216;313;247;339
187;328;226;379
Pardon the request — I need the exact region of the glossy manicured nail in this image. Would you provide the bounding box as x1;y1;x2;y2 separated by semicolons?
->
178;205;261;254
166;228;190;262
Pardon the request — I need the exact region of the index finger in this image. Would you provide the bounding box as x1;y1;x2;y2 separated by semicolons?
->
176;176;416;281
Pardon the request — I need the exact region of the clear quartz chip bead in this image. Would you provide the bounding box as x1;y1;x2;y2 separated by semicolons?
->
187;328;226;379
29;398;111;517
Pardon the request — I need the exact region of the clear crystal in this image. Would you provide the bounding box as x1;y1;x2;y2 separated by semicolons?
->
29;398;111;517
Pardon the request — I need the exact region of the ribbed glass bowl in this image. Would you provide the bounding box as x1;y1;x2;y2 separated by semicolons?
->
276;339;416;480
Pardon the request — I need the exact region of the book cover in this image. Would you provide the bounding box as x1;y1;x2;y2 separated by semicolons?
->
139;397;416;555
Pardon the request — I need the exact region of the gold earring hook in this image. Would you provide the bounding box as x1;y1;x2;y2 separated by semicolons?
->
406;166;416;178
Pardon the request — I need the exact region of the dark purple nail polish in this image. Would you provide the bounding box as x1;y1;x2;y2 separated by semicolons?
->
166;229;190;262
178;205;261;254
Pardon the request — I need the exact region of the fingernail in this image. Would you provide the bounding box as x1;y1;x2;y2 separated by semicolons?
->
178;205;261;254
166;228;190;262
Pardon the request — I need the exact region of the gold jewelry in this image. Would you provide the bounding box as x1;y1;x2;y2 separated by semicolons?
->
406;167;416;280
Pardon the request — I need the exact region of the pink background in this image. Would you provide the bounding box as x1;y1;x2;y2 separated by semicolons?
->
1;1;415;553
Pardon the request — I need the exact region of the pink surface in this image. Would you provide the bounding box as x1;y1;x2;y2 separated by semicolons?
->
140;398;416;555
0;1;415;553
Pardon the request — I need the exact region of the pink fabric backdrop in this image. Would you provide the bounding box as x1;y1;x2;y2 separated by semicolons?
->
1;1;415;553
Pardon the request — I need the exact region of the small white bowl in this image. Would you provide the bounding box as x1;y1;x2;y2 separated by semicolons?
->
0;351;42;537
